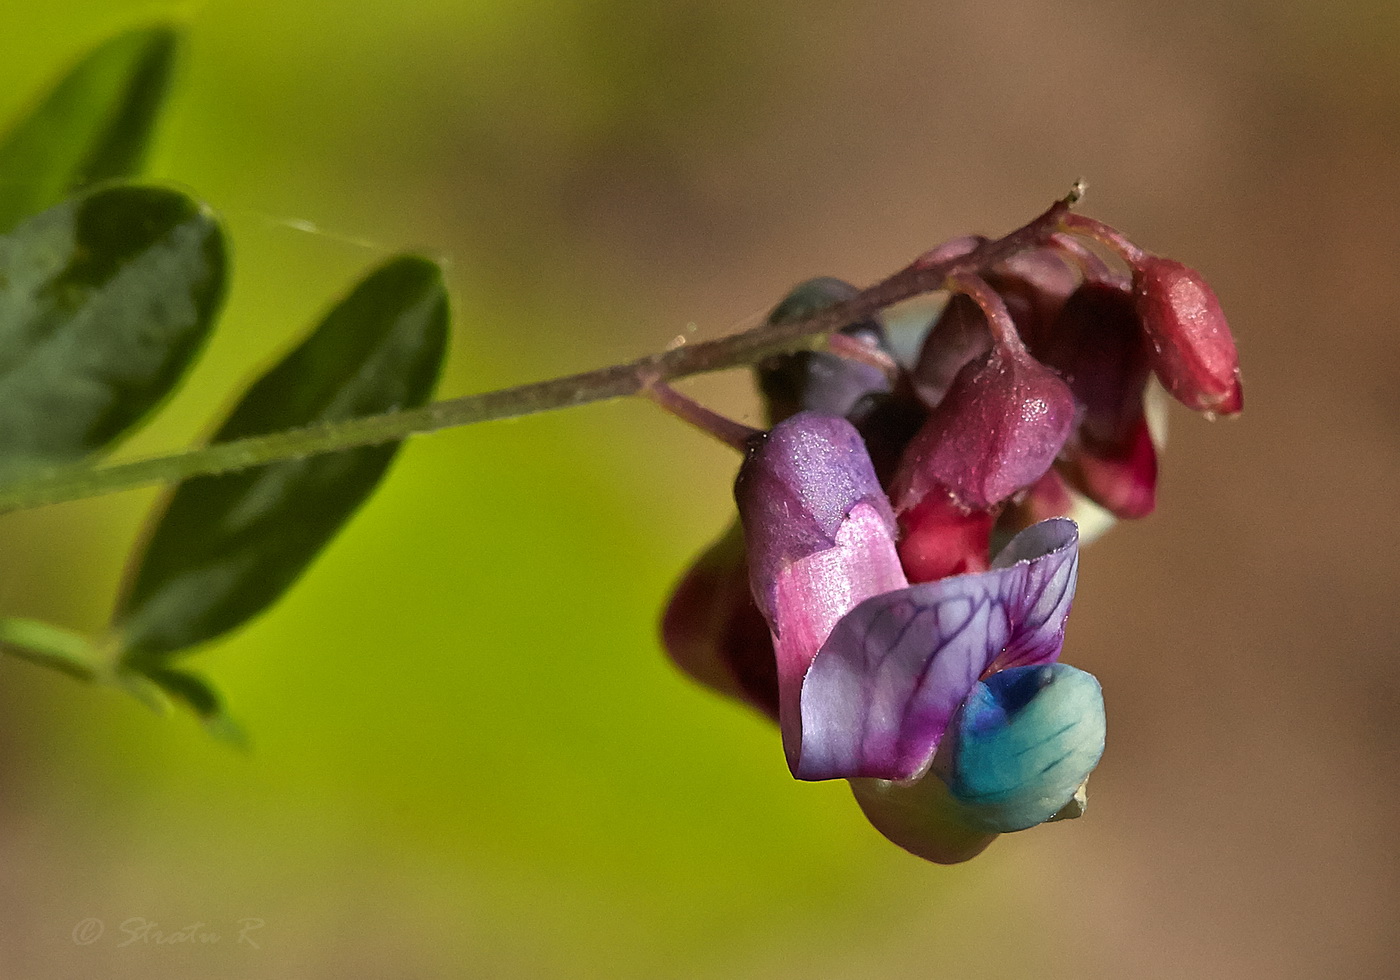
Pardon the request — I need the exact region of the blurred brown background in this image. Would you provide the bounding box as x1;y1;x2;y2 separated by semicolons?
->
0;0;1396;977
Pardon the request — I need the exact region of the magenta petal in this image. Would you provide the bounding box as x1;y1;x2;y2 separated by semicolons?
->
895;489;995;584
795;518;1079;781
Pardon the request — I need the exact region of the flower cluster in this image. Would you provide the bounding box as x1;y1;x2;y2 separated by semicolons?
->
663;221;1240;863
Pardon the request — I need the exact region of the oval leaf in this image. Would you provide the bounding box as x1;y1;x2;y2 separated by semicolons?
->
114;255;451;661
0;25;180;233
0;185;227;475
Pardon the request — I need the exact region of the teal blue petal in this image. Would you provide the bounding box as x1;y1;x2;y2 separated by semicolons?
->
946;663;1105;832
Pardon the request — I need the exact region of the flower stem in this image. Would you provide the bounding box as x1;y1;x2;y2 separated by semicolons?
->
946;272;1024;351
641;380;761;452
1059;213;1145;265
825;331;902;383
0;191;1079;515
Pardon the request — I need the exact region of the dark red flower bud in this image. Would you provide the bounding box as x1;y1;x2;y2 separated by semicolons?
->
660;523;779;720
757;277;891;424
985;247;1080;354
911;293;992;408
1040;281;1157;518
892;344;1077;515
1062;415;1157;519
1131;257;1242;415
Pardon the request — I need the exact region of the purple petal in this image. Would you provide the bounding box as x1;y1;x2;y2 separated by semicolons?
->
735;412;898;626
795;518;1079;781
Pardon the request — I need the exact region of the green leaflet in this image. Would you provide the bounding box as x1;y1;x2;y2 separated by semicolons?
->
115;255;451;662
138;666;249;747
0;617;102;681
0;185;227;475
0;25;180;234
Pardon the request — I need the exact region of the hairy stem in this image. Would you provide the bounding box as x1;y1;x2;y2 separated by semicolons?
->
0;192;1077;514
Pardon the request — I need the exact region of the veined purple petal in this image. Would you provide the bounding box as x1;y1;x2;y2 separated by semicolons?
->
795;518;1079;781
986;516;1080;673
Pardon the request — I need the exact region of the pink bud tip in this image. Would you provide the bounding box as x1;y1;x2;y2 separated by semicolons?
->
896;491;995;584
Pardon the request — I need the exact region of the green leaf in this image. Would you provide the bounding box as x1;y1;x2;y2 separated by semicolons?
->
0;184;227;475
0;616;101;681
135;665;248;747
0;25;180;234
114;255;451;661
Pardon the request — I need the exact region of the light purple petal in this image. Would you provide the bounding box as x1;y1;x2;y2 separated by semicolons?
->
736;412;898;626
796;518;1079;781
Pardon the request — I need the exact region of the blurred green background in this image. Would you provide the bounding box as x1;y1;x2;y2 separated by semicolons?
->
1;1;1397;977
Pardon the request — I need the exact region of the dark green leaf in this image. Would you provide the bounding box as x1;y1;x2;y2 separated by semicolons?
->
115;255;450;661
0;185;227;475
0;617;100;681
0;25;180;233
137;665;248;747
